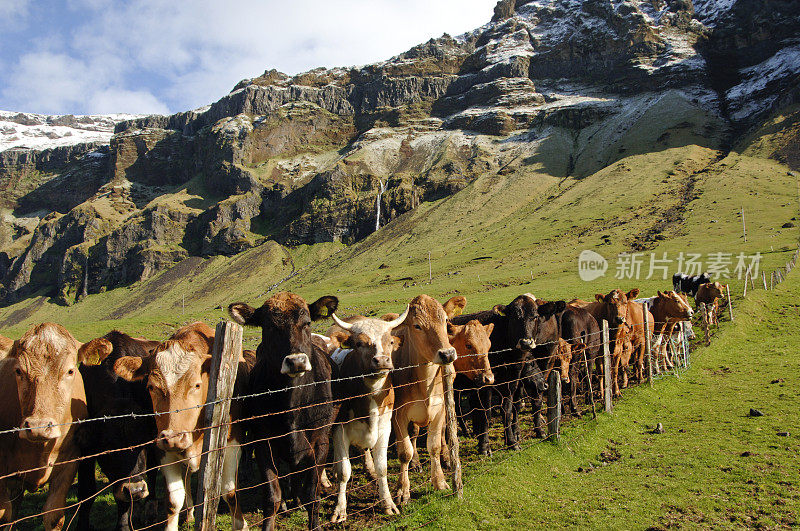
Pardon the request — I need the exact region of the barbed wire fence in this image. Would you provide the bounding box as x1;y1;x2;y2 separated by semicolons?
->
3;242;799;529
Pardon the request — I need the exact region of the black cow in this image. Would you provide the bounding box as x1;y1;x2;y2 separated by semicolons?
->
673;272;711;297
228;292;339;531
556;305;601;416
76;331;159;531
450;295;564;454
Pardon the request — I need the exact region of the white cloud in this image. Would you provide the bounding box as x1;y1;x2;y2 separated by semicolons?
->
3;0;496;115
1;50;167;115
0;0;31;30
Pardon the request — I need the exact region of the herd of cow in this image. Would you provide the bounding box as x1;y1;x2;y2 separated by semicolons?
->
0;273;727;531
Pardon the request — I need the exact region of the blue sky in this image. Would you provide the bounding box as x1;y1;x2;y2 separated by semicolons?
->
0;0;496;116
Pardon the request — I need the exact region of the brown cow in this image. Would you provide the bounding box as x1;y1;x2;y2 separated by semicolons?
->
571;289;653;396
449;320;494;386
649;291;693;373
391;294;457;505
0;334;12;359
0;323;90;530
696;281;724;326
114;322;250;531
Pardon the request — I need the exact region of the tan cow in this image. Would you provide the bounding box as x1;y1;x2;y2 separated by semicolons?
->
0;334;12;359
391;294;457;505
449;320;494;387
696;281;724;326
0;323;90;530
114;322;250;531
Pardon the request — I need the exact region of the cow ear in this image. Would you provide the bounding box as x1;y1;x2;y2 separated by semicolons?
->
309;296;338;320
627;288;640;299
657;290;664;298
391;335;403;350
333;331;352;349
538;301;563;317
201;355;213;374
484;322;495;336
446;322;457;336
442;296;466;319
228;303;259;326
113;356;148;382
78;338;114;366
381;313;400;322
492;304;506;316
595;293;605;302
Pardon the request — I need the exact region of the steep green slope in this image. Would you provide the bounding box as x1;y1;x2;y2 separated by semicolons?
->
0;106;797;348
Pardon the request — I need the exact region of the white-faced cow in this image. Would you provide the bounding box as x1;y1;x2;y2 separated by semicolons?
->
228;292;339;531
326;310;408;522
114;322;250;531
0;323;89;530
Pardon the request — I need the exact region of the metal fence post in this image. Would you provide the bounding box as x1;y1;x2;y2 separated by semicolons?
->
194;321;243;530
547;369;561;441
602;320;612;413
442;364;463;499
643;303;653;387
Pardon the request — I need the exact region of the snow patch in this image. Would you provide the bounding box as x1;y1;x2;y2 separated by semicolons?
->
726;42;800;121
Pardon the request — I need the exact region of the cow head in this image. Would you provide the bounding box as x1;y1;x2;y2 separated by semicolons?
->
228;292;338;378
701;282;724;300
594;289;638;326
546;339;583;384
113;323;215;467
397;294;456;365
655;290;694;320
449;320;494;386
331;309;407;387
493;295;566;352
9;323;87;442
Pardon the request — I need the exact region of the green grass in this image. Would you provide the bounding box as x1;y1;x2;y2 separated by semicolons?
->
391;274;800;529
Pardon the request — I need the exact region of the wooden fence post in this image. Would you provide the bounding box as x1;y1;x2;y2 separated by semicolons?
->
680;321;689;368
770;272;774;290
194;321;243;531
762;271;768;290
643;303;653;387
700;302;710;346
546;369;561;441
442;364;463;499
602;320;612;413
726;284;734;322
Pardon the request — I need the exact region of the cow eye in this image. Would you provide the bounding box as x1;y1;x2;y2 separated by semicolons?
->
195;383;201;389
147;384;155;392
67;368;75;376
414;324;422;330
14;367;22;377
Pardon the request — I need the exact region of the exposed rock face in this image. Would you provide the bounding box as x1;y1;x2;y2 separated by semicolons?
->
0;0;798;305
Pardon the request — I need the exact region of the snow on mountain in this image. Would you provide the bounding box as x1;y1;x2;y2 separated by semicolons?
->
0;111;144;152
726;42;800;121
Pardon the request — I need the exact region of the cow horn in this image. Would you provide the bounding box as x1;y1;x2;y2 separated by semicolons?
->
386;305;410;329
331;313;354;331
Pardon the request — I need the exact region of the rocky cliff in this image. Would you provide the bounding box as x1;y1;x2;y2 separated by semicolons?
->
0;0;798;305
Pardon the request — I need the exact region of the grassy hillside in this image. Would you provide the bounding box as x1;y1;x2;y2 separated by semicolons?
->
393;269;800;529
0;107;797;349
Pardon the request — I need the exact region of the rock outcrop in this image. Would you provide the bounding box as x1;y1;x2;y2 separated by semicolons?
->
0;0;798;305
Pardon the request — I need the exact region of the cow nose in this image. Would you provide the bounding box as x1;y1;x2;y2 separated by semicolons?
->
435;347;457;365
120;480;149;501
20;417;60;441
482;373;495;385
158;430;192;451
371;355;393;371
281;353;312;376
516;338;536;351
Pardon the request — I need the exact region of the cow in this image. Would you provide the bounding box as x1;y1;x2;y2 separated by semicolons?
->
76;331;160;531
673;272;711;297
696;281;725;326
0;334;12;359
113;322;250;531
228;292;339;531
554;304;601;416
326;310;408;523
390;294;457;505
451;296;563;453
0;323;89;531
571;289;652;397
647;291;694;373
